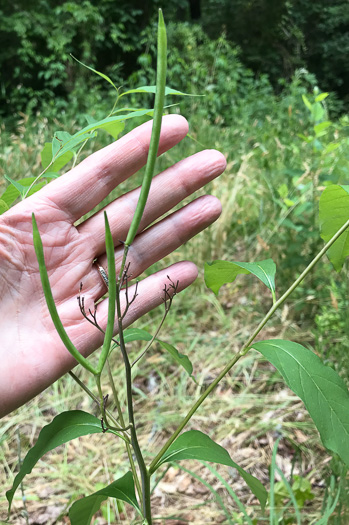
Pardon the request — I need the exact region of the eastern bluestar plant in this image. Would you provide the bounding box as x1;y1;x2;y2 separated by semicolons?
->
5;10;349;525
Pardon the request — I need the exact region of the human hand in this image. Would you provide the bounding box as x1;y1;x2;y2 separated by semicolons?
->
0;115;226;417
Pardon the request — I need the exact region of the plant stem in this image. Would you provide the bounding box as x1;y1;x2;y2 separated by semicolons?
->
107;11;166;522
149;217;349;473
16;429;29;525
116;285;152;523
106;359;143;504
95;374;132;434
240;216;349;353
68;370;129;441
149;350;243;473
131;305;170;368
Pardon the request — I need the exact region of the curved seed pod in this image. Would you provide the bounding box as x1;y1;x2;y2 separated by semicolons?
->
32;213;98;375
125;9;167;247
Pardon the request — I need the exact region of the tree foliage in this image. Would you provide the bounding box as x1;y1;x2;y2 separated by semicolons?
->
0;0;348;118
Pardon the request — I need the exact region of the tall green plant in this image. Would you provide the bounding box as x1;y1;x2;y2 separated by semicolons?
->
4;10;349;525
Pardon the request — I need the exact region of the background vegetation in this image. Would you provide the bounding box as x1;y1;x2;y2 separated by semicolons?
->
0;1;348;523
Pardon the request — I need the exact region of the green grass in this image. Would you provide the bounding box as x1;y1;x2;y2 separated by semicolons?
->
0;104;348;524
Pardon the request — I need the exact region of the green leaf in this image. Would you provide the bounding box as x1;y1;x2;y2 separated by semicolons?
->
76;108;154;136
41;142;53;169
52;131;96;161
3;175;47;201
70;55;118;93
253;340;349;466
120;85;198;98
2;177;42;207
315;92;329;103
155;430;267;510
204;259;276;298
312;102;325;122
302;94;312;111
284;198;295;207
0;199;9;214
157;340;195;381
41;142;74;171
84;114;124;137
6;411;105;514
4;174;27;198
323;142;340;154
314;121;332;136
52;131;73;158
319;185;349;271
98;120;125;139
69;472;140;525
123;328;152;344
122;329;195;380
51;108;154;165
297;133;313;143
278;183;288;199
0;181;20;207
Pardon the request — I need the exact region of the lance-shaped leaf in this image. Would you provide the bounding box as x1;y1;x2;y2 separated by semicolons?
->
154;430;267;510
0;199;9;214
123;327;153;344
1;175;57;209
319;185;349;271
119;85;199;98
253;340;349;466
205;259;276;300
123;328;195;380
41;142;74;171
157;340;195;381
52;130;96;159
50;108;154;165
70;54;119;93
69;472;140;525
82;115;125;140
3;175;48;202
6;411;105;514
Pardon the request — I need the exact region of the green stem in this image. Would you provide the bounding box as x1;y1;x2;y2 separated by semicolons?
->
149;217;349;473
68;370;129;440
131;305;170;368
125;9;167;247
71;139;89;169
240;216;349;353
24;156;57;199
95;374;132;433
106;360;143;505
110;11;167;522
149;350;243;474
116;285;152;522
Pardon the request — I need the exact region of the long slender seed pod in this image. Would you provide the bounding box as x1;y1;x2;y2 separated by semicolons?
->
96;212;116;373
32;214;98;375
125;9;167;247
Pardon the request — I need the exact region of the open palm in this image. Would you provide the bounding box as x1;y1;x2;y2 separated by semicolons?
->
0;115;226;416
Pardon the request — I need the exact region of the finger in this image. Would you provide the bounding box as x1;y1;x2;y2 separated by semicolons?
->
36;114;189;222
75;261;199;354
96;195;221;289
78;148;226;255
3;263;195;415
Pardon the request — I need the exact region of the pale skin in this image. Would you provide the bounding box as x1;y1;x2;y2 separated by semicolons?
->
0;115;226;417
